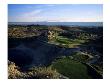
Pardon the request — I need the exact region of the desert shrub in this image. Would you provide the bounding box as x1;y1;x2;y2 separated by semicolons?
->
27;66;60;79
8;61;25;79
8;61;60;79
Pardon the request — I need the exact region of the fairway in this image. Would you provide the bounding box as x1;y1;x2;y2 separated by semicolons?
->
52;58;92;79
52;36;86;48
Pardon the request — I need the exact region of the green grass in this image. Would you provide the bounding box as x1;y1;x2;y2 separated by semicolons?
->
52;36;86;48
56;36;73;44
51;58;92;79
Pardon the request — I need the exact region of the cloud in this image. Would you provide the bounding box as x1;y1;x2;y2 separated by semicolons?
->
46;4;55;7
9;9;102;22
21;9;42;17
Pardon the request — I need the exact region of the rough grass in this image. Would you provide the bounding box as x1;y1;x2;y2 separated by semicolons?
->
71;52;90;62
51;58;92;79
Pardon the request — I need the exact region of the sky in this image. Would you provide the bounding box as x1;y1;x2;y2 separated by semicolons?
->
8;4;103;22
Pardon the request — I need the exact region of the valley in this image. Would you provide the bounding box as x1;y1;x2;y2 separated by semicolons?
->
8;25;103;79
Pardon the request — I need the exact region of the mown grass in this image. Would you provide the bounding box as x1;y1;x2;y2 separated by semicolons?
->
52;36;86;48
51;58;92;79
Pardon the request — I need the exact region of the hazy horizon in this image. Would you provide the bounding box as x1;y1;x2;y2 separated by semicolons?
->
8;22;103;27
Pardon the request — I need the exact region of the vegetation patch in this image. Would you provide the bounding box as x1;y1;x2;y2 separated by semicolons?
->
51;58;92;79
27;66;60;79
8;61;60;79
71;52;90;62
53;36;86;48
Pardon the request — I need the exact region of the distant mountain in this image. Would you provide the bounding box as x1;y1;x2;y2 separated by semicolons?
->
8;22;103;27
